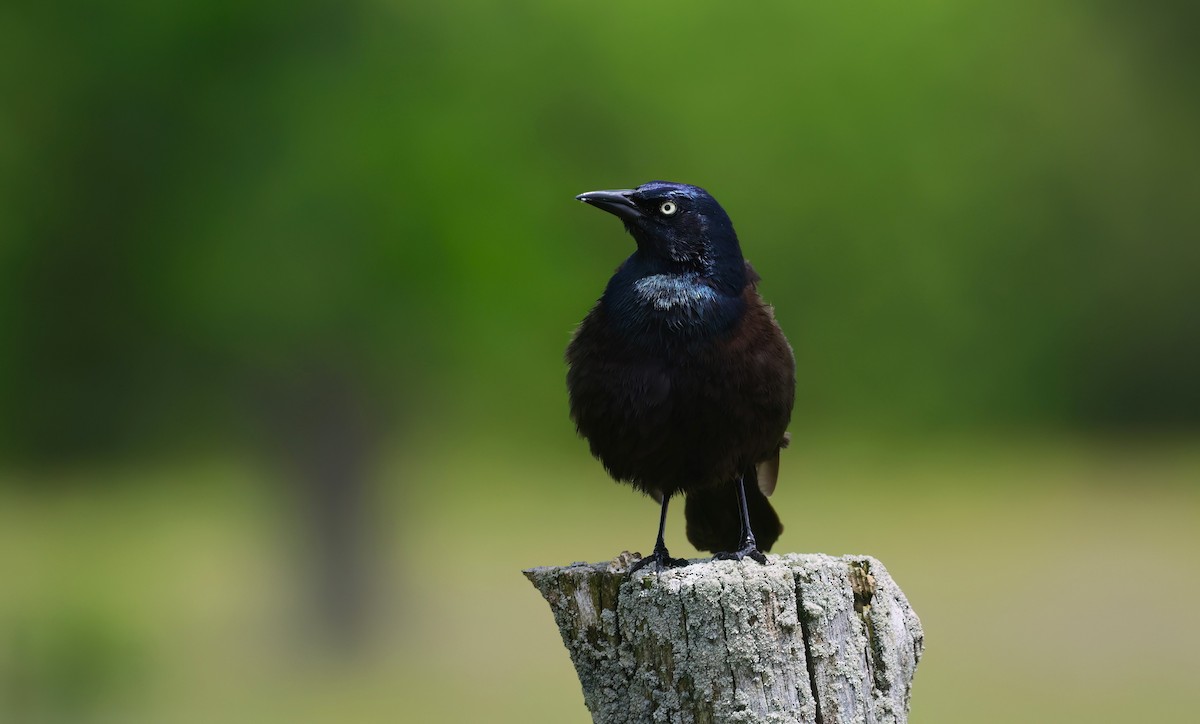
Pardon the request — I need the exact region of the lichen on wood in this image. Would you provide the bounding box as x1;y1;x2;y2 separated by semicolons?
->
525;553;922;724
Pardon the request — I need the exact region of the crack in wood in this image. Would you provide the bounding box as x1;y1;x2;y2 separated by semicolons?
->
525;553;922;724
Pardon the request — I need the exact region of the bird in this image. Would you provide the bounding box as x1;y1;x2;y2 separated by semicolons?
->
566;181;795;572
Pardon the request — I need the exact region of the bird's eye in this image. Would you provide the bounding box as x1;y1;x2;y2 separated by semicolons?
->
659;201;677;216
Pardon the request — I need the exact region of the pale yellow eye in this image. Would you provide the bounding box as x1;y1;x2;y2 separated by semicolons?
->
660;201;677;216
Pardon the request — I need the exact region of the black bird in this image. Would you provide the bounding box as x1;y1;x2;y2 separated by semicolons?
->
566;181;795;571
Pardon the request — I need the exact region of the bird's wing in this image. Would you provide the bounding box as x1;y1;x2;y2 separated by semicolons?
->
743;260;762;288
754;432;790;497
755;452;779;497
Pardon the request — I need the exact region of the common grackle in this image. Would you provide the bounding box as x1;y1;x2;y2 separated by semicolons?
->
567;181;795;572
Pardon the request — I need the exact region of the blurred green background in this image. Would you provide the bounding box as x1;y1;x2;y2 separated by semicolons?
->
2;1;1198;722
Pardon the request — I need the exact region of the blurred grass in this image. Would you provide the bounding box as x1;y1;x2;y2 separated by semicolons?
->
3;436;1198;723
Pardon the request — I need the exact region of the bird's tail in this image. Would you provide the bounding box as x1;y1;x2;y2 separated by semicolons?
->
684;468;783;553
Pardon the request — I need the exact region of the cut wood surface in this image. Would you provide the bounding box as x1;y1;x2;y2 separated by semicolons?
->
525;553;923;724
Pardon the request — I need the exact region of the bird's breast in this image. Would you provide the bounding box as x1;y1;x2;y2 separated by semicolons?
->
632;274;718;312
611;273;741;339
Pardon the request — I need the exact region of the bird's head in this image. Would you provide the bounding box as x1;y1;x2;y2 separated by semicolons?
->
576;181;746;294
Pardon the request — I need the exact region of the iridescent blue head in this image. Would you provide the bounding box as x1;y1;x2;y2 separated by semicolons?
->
576;181;747;295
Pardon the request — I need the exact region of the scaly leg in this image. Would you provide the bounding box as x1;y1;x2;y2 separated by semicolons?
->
713;473;768;564
629;492;690;574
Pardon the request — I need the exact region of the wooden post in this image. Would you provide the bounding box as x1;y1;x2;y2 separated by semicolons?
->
525;553;923;724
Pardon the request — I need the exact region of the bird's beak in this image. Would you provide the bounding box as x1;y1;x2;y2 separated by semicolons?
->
576;189;643;222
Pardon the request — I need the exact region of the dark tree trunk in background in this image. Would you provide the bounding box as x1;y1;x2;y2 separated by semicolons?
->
260;360;382;650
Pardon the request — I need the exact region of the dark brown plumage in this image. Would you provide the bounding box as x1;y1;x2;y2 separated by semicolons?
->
566;181;795;570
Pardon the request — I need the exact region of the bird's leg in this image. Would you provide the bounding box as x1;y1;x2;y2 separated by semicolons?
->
629;493;689;574
713;473;768;564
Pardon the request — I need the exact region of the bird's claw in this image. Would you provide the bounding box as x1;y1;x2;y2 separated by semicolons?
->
713;542;768;565
629;547;689;574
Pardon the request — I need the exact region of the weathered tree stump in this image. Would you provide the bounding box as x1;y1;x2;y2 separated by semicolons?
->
525;553;922;724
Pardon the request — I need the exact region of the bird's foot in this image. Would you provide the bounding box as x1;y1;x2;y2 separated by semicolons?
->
712;540;768;565
629;546;689;574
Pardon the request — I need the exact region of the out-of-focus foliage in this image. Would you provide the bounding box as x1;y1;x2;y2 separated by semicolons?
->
1;2;1198;723
1;0;1197;466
